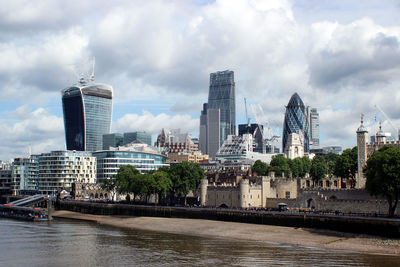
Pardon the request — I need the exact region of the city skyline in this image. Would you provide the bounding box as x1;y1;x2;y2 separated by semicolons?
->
1;0;400;160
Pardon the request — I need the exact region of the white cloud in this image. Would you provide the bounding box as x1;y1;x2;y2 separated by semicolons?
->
0;106;64;160
1;0;400;159
113;110;199;136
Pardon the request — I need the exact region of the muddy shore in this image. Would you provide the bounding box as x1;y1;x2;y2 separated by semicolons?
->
52;210;400;255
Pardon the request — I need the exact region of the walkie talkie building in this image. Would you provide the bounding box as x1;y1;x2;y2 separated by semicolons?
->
282;93;309;153
62;77;113;152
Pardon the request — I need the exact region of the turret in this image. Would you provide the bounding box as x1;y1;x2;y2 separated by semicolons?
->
356;114;368;189
200;179;208;206
239;179;249;208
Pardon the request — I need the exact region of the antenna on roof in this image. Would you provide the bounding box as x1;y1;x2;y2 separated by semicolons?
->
90;56;95;82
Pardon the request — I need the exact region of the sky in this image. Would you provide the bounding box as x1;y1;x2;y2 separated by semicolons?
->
1;0;400;161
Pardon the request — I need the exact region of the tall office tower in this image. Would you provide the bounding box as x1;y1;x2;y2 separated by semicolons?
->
309;108;320;149
199;103;208;154
62;74;113;152
282;93;310;154
207;70;236;145
207;109;220;159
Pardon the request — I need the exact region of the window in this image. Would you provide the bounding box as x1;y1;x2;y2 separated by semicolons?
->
285;191;290;199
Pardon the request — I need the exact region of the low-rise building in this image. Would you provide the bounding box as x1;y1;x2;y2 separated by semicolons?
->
156;128;198;153
167;151;209;163
11;155;39;195
93;142;168;183
216;134;274;164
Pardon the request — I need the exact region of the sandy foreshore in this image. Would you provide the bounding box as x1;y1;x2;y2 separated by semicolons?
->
53;210;400;255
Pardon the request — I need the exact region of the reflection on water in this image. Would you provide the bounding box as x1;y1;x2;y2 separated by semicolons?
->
0;218;399;266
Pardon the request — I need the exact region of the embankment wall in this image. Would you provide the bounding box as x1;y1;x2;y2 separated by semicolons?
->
58;201;400;238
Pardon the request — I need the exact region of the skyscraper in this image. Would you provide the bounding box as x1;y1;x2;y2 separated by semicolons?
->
309;108;320;149
200;70;235;158
62;76;113;151
208;70;235;144
282;93;309;154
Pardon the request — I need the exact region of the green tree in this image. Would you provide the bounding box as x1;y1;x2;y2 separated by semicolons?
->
101;177;117;200
310;155;327;182
252;160;269;176
114;165;140;195
334;147;358;187
365;146;400;217
168;162;205;204
290;157;303;178
322;153;339;177
300;156;312;177
153;170;172;204
270;155;291;177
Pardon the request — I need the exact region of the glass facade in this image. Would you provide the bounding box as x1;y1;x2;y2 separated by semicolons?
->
103;133;124;150
62;82;113;151
207;70;236;145
282;93;310;153
11;155;39;195
93;151;168;183
123;132;152;146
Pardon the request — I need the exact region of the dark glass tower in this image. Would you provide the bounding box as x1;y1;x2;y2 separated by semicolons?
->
62;78;113;151
207;70;235;145
282;93;309;153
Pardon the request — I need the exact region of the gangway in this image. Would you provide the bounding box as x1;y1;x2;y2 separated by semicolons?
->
7;194;49;207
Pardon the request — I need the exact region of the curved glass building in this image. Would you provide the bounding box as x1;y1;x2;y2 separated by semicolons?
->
282;93;309;153
62;78;113;151
93;144;168;183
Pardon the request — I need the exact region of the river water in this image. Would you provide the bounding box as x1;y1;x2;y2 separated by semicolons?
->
0;218;399;266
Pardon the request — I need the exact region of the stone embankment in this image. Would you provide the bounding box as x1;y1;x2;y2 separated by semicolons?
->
58;200;400;238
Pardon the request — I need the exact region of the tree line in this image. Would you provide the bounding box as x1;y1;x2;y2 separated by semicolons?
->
252;147;358;185
101;161;205;205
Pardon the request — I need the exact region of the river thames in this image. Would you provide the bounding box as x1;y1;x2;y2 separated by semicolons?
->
0;218;399;266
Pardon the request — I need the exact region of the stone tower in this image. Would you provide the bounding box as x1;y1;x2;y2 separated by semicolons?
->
200;179;208;206
356;114;368;189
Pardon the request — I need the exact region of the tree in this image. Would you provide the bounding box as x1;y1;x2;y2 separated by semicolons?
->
310;155;327;182
322;153;339;177
334;147;358;187
290;157;303;178
365;146;400;217
114;165;139;194
252;160;269;176
270;155;291;177
101;177;117;200
153;170;172;204
300;156;311;177
168;162;205;204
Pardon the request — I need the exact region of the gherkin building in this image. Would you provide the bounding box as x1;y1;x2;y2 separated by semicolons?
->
282;93;309;153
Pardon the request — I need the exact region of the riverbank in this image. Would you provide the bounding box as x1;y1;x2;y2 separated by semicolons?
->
53;210;400;255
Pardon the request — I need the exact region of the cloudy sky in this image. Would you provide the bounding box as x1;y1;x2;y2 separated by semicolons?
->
1;0;400;161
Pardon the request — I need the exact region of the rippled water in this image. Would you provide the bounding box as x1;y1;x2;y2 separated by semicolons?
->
0;218;399;266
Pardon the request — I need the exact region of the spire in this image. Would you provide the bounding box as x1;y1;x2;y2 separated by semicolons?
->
357;113;368;133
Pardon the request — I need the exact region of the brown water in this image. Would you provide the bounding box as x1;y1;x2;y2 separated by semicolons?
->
0;218;399;266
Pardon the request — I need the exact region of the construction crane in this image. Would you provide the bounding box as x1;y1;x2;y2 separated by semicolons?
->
244;97;251;126
374;105;399;140
249;103;280;153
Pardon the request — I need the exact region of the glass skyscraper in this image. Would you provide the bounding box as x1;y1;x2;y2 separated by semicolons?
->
207;70;236;146
282;93;309;153
62;78;113;151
